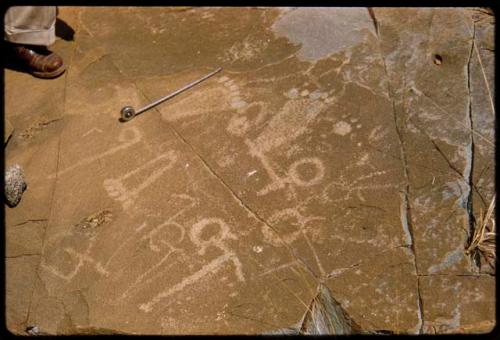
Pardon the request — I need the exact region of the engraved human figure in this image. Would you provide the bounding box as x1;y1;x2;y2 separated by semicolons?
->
139;217;244;313
103;150;178;210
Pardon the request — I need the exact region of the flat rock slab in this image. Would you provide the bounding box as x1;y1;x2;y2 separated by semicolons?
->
4;7;495;335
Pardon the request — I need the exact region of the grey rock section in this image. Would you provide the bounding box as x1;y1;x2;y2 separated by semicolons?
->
5;164;27;207
272;8;375;61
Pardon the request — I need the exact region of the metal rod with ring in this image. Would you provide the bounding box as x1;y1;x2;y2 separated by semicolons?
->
120;67;223;122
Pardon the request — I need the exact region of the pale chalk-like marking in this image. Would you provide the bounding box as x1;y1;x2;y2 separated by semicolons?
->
350;169;394;186
332;121;352;136
112;151;176;182
253;148;325;195
41;236;106;281
227;115;251;136
64;248;110;276
247;170;258;177
288;157;325;187
218;76;229;83
286;88;299;99
105;197;196;270
48;126;142;179
136;222;148;232
103;151;177;210
41;255;85;282
261;220;301;247
139;252;239;313
82;127;103;137
258;260;300;277
103;221;150;269
262;208;326;247
322;182;400;203
231;99;248;109
245;139;288;196
251;98;325;154
120;248;180;299
301;229;326;277
223;77;248;111
138;218;244;312
189;218;237;256
141;212;185;252
105;205;194;280
252;245;263;253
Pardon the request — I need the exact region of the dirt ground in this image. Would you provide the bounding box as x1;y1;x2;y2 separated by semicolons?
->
4;7;495;335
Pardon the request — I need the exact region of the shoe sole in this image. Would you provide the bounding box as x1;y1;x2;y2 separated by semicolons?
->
32;65;67;79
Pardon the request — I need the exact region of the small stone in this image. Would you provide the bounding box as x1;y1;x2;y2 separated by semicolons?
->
433;54;443;65
26;325;40;335
5;164;27;207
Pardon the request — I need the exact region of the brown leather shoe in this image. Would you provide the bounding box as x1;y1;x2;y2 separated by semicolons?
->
8;44;66;79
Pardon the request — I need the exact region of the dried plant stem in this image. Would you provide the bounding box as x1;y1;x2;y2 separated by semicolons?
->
465;195;496;267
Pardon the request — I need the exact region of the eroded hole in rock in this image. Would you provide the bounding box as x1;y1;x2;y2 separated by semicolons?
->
75;209;113;234
19;119;61;139
433;54;443;65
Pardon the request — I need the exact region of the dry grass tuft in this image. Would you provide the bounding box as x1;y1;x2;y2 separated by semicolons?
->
465;195;496;269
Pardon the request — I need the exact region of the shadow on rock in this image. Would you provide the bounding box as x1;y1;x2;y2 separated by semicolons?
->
55;18;75;41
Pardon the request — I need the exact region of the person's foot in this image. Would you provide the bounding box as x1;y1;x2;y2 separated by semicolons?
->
7;43;66;79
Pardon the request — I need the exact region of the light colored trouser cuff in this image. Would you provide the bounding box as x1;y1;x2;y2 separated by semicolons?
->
4;6;57;46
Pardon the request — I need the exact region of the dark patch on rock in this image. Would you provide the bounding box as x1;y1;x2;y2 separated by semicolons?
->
74;209;113;236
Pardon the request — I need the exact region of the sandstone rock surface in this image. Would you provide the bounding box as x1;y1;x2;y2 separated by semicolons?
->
4;7;495;335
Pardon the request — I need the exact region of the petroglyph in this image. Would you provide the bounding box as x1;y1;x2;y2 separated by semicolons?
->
49;126;142;179
103;151;178;211
246;141;326;196
138;218;244;313
252;245;263;253
251;97;326;153
226;101;268;137
82;127;103;137
288;158;326;187
108;198;199;302
120;217;188;300
261;207;328;277
258;260;301;277
190;218;236;255
139;252;237;313
163;75;249;123
141;211;186;253
224;34;270;63
332;121;353;136
321;168;401;203
247;170;258;177
222;76;249;111
225;88;332;196
41;231;109;282
40;208;116;282
261;208;325;247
